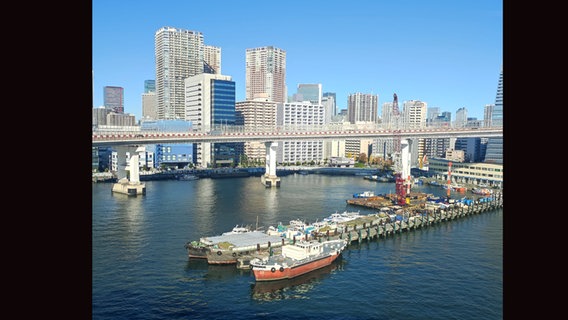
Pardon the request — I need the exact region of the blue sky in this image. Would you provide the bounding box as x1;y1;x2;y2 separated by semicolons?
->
92;0;502;121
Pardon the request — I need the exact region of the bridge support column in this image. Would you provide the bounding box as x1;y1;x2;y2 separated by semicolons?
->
112;145;146;196
261;141;281;188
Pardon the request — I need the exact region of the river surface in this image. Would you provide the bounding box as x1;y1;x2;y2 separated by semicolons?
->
92;174;503;320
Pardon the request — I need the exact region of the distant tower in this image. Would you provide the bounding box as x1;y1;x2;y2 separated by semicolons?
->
245;46;286;103
295;84;322;104
323;92;337;116
204;45;221;74
347;92;378;123
144;80;156;93
484;67;503;164
103;86;124;113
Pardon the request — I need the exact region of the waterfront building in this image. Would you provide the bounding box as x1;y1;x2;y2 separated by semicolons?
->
155;26;205;120
154;145;191;169
92;146;113;172
185;73;238;168
104;86;124;114
276;101;324;165
139;119;192;169
428;157;503;188
245;46;286;103
235;97;278;163
111;149;156;172
484;66;503;164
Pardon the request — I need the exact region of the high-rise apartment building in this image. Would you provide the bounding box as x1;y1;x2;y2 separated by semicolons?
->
235;98;278;162
104;86;124;113
245;46;286;103
347;93;378;124
155;26;204;120
204;45;221;74
402;100;427;129
484;67;503;164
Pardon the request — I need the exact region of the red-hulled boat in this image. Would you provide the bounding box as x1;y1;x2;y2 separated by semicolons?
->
250;239;347;282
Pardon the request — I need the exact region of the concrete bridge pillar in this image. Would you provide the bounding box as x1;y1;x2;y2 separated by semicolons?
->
261;141;281;187
114;145;137;180
112;145;146;196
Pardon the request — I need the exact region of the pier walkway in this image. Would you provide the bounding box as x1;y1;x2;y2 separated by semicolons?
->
314;193;503;243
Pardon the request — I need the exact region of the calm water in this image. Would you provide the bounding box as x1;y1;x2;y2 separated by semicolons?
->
92;174;503;320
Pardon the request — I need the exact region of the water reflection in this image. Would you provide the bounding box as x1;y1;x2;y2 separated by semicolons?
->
185;259;251;281
250;258;344;301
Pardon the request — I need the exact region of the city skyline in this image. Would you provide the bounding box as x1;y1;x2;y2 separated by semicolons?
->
92;0;503;121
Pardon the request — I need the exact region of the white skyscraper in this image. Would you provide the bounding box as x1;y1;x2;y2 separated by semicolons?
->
155;26;204;119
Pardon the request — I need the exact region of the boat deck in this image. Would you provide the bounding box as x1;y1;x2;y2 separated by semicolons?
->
201;231;284;248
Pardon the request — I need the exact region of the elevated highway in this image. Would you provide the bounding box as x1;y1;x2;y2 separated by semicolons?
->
93;124;502;187
92;125;503;147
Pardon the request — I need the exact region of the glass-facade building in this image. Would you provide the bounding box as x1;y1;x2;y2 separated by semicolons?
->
210;79;240;167
144;80;156;93
295;84;322;104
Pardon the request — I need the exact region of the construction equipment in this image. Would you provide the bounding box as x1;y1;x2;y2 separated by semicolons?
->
391;93;412;206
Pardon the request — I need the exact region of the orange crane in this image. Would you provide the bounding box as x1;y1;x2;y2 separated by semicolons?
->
447;161;452;197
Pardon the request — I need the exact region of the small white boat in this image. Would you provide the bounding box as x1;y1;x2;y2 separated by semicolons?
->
178;174;199;181
353;190;375;198
221;225;251;235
